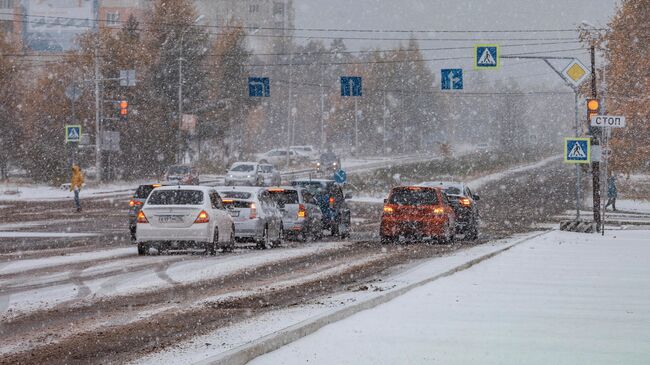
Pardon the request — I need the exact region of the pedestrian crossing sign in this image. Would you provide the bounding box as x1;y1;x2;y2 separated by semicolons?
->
65;125;81;143
564;137;590;164
474;44;500;70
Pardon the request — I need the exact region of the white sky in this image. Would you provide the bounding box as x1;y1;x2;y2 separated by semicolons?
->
294;0;620;88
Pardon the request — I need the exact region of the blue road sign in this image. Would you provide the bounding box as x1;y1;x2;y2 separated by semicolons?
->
65;125;81;143
474;44;500;69
564;137;591;164
341;76;362;96
248;77;270;97
333;169;347;184
441;68;463;90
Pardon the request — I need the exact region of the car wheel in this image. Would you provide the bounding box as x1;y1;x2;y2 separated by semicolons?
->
221;225;236;252
274;224;284;245
130;226;137;242
208;229;218;255
380;234;395;244
465;223;479;241
137;243;148;255
330;221;339;236
257;226;272;249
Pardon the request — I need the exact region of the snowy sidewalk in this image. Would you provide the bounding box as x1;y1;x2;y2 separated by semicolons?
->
251;230;650;365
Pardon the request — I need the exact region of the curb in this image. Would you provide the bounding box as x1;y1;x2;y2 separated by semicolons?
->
194;230;552;365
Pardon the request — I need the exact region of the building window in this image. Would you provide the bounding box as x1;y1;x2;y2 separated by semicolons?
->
106;12;120;26
0;0;14;9
273;2;284;16
249;4;259;13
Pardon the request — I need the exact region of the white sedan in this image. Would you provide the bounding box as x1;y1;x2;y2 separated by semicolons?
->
136;186;235;255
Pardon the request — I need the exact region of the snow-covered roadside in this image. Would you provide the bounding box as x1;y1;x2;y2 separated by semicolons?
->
0;182;140;202
349;155;561;204
616;199;650;214
130;232;543;365
251;229;650;365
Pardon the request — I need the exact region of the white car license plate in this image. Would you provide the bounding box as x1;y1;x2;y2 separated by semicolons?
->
159;215;183;224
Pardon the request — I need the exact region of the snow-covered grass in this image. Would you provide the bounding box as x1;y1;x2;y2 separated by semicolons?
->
349;155;560;204
616;199;650;214
0;182;139;202
251;229;650;365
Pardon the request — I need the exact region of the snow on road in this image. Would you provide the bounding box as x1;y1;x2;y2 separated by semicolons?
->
0;241;350;318
251;229;650;365
0;232;98;238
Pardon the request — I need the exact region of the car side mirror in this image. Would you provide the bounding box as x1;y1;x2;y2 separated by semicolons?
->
473;194;480;201
344;192;353;199
383;198;388;204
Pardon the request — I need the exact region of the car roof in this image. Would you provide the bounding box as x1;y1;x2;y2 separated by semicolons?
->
392;185;441;191
230;161;258;167
152;185;213;192
267;186;299;192
216;186;264;193
418;181;465;190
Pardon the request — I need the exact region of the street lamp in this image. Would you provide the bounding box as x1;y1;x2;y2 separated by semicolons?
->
177;15;205;163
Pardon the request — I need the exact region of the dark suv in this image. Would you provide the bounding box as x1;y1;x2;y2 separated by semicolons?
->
128;183;161;241
419;181;480;240
291;179;351;238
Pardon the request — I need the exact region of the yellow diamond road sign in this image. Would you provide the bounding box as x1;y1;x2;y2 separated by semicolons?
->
562;59;589;87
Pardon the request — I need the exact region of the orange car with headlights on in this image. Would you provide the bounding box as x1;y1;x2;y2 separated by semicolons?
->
380;186;456;243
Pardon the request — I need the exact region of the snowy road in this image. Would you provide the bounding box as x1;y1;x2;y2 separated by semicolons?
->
0;156;579;364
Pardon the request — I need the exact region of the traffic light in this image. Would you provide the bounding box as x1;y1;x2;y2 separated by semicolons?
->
119;99;128;118
587;98;599;121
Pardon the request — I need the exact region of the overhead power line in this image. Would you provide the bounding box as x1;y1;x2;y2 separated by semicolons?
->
0;11;603;34
0;12;580;42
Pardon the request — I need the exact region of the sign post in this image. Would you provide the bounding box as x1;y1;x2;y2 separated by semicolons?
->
341;76;362;154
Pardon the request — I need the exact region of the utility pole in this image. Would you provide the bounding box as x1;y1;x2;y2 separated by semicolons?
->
94;41;102;182
589;44;601;232
177;32;184;164
320;65;325;151
286;50;292;168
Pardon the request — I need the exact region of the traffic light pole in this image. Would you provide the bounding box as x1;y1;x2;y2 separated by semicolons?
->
589;45;602;232
94;43;102;182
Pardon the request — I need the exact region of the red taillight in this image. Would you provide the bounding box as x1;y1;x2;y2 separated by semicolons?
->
129;199;143;207
433;207;445;215
383;205;394;214
249;203;257;219
297;204;307;218
459;198;471;207
195;210;210;223
137;211;149;223
329;197;335;207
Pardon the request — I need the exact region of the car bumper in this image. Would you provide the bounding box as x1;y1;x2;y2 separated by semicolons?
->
283;218;308;233
225;178;257;186
136;223;211;243
233;218;265;239
380;216;449;237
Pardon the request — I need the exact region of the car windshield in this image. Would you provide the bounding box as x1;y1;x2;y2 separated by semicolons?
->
291;181;328;194
147;190;203;205
231;164;255;172
260;165;273;173
219;191;253;199
167;166;190;175
134;185;156;199
388;188;439;206
320;152;336;162
268;190;300;205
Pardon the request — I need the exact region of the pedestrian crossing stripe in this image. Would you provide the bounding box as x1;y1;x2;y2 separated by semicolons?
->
474;44;500;70
564;137;591;164
65;125;81;143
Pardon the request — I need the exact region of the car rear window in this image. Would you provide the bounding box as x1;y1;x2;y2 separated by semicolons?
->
134;185;156;199
268;190;299;205
219;191;253;199
388;188;439;206
222;200;253;209
147;190;203;205
444;187;462;195
167;166;190;175
231;164;255;172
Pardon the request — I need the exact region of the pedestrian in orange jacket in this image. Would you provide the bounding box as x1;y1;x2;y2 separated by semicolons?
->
70;164;85;212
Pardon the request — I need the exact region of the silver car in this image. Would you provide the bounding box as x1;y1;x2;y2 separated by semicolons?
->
267;187;323;242
225;162;264;186
259;164;282;186
217;186;284;249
